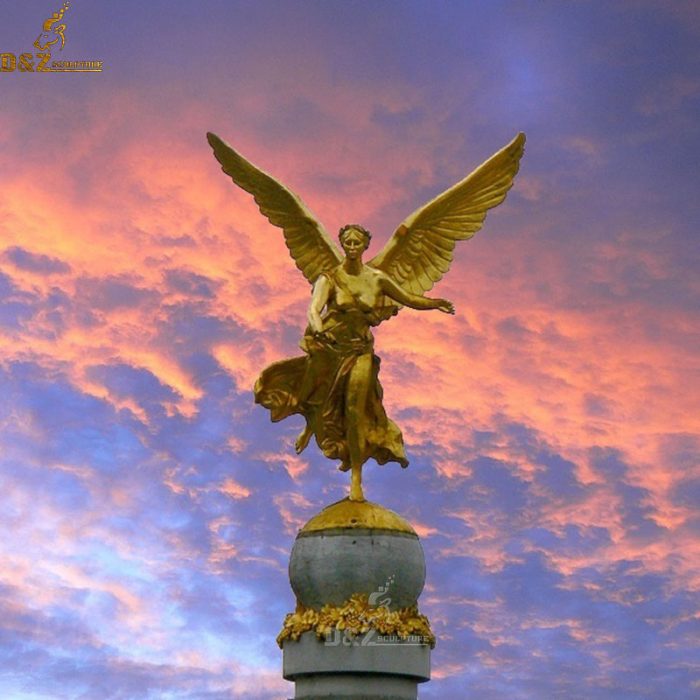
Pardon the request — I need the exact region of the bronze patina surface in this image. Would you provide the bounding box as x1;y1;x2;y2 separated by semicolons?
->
207;131;525;501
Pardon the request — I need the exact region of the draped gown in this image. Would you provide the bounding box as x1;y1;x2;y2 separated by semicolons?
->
254;264;408;470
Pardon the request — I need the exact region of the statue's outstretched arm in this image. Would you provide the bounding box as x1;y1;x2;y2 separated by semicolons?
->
379;273;454;315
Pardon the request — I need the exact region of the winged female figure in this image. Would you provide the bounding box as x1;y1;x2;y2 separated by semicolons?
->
207;131;525;501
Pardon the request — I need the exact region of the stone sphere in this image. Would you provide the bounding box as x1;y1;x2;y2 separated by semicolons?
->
289;498;426;610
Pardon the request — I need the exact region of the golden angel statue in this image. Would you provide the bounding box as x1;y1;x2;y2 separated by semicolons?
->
207;131;525;502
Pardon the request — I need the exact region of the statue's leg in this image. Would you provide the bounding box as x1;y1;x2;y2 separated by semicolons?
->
346;353;372;501
349;465;363;500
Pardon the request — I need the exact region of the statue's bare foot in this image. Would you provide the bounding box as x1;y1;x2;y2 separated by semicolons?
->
294;425;312;454
349;484;365;501
338;461;351;472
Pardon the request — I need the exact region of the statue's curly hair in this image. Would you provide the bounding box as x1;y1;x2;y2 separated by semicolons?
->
338;224;372;244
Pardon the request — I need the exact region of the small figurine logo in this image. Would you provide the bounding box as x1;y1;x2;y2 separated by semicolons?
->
34;1;70;52
1;1;103;73
368;575;395;610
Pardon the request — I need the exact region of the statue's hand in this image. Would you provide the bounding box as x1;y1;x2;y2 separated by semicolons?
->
436;299;455;315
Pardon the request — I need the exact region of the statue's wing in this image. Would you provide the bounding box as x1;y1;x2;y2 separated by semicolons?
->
207;132;343;285
369;132;525;298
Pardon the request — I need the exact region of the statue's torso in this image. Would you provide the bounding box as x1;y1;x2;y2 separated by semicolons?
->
308;265;383;352
327;265;383;315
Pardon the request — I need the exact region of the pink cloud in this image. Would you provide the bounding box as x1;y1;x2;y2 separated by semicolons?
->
219;478;251;500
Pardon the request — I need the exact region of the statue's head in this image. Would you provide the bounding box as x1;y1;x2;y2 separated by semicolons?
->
338;224;371;258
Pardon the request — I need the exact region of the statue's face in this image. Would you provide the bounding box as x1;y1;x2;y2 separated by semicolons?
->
340;228;369;260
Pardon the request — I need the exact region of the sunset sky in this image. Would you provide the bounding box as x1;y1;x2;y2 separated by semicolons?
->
1;1;698;698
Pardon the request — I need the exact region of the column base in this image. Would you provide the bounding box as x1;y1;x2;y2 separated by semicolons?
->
283;631;431;700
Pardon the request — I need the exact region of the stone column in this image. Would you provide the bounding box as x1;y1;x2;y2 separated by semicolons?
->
278;498;434;700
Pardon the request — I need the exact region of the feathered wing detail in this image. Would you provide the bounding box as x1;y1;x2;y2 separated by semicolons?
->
207;132;343;285
369;132;526;306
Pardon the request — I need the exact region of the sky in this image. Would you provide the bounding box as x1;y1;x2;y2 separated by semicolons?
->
0;1;698;698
